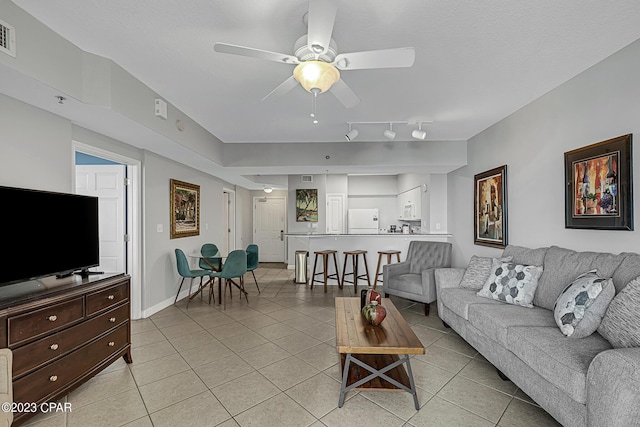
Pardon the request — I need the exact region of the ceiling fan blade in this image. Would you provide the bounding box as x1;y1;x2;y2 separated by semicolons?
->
333;47;415;70
261;76;299;103
214;42;299;65
307;0;338;56
330;79;360;108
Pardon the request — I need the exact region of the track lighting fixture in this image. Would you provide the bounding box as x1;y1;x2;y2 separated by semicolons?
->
344;121;432;141
345;123;359;141
411;122;427;140
383;123;396;140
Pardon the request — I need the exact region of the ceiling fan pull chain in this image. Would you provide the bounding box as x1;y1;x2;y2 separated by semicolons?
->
311;89;319;124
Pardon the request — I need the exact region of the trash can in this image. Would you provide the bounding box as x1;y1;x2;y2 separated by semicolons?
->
294;250;309;284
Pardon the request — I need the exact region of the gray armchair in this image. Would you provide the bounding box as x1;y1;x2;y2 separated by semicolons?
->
383;241;452;316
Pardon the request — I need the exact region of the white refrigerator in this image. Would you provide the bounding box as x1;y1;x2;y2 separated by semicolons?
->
347;209;379;234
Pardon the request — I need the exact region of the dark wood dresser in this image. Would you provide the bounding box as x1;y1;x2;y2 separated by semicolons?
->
0;273;132;425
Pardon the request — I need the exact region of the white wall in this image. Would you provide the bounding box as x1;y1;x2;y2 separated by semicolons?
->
448;38;640;267
348;175;397;230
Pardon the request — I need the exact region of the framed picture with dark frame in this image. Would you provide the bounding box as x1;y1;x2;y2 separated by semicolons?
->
296;189;318;222
170;179;200;239
474;165;508;248
564;134;633;230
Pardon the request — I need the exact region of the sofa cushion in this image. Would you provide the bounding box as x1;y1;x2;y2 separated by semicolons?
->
612;253;640;293
507;326;612;404
438;287;502;320
535;246;625;310
389;273;423;295
501;245;547;266
553;271;615;338
477;261;543;308
460;255;513;290
598;276;640;348
468;303;556;347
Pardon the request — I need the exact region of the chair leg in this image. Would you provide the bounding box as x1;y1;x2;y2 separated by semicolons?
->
374;254;382;289
174;278;186;304
185;278;195;309
311;253;319;290
361;254;371;288
341;255;349;289
424;303;430;316
251;270;260;293
352;254;358;295
332;253;340;291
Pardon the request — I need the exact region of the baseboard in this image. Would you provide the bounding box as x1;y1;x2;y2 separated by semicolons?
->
141;288;191;318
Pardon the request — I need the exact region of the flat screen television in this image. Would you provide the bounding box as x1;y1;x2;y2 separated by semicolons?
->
0;185;100;286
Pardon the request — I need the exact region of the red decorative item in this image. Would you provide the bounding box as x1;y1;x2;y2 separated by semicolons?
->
362;302;387;326
365;289;382;305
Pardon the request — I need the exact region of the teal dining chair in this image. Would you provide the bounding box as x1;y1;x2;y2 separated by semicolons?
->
246;244;260;293
199;243;221;272
211;249;248;309
174;248;211;309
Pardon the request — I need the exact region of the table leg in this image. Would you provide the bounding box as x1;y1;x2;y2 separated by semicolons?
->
405;356;420;410
338;353;352;408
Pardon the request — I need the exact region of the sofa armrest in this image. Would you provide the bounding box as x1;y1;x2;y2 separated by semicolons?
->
383;262;410;291
435;268;465;290
587;348;640;427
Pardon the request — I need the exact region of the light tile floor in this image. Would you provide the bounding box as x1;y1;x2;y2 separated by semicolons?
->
22;264;561;427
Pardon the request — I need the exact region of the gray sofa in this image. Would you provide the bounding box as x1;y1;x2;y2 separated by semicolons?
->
435;245;640;427
383;241;451;316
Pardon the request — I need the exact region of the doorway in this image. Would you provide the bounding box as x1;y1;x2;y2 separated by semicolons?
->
73;142;142;320
253;196;286;262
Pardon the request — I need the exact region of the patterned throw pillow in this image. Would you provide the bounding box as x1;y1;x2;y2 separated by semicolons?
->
460;255;513;290
553;270;615;338
598;276;640;348
477;261;543;307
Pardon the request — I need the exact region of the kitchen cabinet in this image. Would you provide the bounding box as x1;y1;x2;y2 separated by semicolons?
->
397;187;422;220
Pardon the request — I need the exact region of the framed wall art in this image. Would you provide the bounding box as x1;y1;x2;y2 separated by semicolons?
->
296;188;318;222
170;179;200;239
565;134;633;230
474;165;508;248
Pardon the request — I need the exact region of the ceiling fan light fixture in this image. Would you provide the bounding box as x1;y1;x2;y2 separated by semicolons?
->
293;60;340;93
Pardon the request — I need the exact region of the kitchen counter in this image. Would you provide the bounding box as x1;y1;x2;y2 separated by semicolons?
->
286;233;452;279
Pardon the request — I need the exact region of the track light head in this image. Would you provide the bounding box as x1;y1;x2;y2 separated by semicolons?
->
383;129;396;140
411;129;427;140
345;128;359;141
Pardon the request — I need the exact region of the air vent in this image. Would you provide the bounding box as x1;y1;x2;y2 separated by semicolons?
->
301;175;313;183
0;19;16;58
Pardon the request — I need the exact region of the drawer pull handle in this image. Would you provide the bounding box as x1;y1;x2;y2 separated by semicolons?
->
48;315;57;322
107;295;115;300
109;317;116;323
50;344;59;350
49;375;58;382
108;341;115;347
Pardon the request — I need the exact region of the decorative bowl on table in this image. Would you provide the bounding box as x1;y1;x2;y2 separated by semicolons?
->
362;301;387;326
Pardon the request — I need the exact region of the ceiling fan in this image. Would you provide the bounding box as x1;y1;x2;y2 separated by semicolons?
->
213;0;415;109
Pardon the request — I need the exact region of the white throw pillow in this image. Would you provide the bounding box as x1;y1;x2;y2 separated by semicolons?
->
477;260;543;308
553;270;615;338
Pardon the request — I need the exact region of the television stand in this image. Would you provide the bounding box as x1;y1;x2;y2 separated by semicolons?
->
0;273;132;426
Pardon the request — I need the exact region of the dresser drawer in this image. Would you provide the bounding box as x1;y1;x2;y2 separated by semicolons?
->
8;297;84;347
13;323;128;406
86;282;129;316
12;303;130;378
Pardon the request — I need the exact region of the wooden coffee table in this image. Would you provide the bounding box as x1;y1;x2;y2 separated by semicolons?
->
335;297;425;410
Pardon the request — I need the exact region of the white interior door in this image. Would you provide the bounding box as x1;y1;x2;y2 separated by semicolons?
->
253;196;286;262
75;164;126;273
326;193;346;234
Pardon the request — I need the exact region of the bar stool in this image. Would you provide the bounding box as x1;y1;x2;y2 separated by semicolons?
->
374;250;402;289
341;250;371;294
311;250;341;293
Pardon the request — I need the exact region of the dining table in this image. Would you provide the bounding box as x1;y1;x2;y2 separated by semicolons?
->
188;251;225;304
